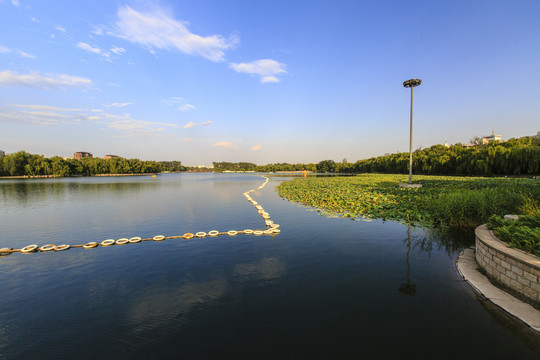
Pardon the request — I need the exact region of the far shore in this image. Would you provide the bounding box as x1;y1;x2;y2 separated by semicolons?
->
0;173;158;179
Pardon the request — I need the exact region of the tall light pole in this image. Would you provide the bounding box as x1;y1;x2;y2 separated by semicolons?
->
403;79;422;184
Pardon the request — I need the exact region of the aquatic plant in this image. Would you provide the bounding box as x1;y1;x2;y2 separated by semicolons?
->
277;174;539;230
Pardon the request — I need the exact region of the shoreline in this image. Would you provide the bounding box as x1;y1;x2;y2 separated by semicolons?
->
0;173;157;179
456;248;540;337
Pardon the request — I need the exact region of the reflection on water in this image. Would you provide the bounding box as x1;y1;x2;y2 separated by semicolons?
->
126;277;229;335
399;226;417;296
0;178;158;206
0;174;537;359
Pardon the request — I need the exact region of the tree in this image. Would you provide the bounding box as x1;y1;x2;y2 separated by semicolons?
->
316;160;336;173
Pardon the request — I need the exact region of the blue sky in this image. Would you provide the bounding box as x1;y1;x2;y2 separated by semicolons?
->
1;0;539;165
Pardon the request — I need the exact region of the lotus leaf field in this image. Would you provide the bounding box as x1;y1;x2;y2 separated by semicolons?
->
276;174;540;229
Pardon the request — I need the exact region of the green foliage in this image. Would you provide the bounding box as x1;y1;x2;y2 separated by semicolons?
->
432;188;523;229
160;161;185;172
209;137;539;176
0;151;163;177
519;196;540;216
487;214;540;256
213;161;257;172
277;174;540;229
316;160;337;173
352;137;540;176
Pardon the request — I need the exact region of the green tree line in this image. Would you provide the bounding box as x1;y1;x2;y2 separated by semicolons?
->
2;137;537;177
160;161;186;172
348;137;539;176
0;152;166;176
213;137;539;176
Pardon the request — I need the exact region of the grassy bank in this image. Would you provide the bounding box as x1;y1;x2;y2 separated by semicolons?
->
276;174;540;230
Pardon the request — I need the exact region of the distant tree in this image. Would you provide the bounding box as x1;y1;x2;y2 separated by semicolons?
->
470;136;483;145
316;160;336;173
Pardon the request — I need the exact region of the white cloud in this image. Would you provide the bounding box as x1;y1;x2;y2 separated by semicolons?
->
55;25;66;32
252;144;262;151
184;120;212;129
77;42;102;54
229;59;287;83
1;47;36;58
178;104;195;111
10;104;86;112
111;5;238;62
212;141;237;150
10;0;20;6
0;70;92;89
110;46;125;55
261;76;279;83
0;104;100;126
105;102;132;108
0;107;63;126
77;42;125;61
162;97;195;111
107;117;176;137
18;50;35;59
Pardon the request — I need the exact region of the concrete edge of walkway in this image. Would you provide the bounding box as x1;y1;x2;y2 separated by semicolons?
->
456;248;540;335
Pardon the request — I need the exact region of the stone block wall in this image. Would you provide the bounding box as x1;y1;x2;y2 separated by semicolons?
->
475;225;540;308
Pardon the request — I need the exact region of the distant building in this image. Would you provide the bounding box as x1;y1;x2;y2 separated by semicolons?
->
73;151;93;159
482;131;502;144
0;150;5;158
443;141;450;147
103;155;119;159
342;158;348;164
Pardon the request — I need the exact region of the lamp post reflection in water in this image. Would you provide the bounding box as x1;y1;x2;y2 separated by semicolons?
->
399;225;417;296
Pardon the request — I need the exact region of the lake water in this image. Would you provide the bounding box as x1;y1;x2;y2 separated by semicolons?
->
0;173;538;359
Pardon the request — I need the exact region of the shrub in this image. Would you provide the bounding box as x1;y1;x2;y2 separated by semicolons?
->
487;214;540;256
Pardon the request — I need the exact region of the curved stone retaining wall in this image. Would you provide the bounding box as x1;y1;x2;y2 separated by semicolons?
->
475;225;540;308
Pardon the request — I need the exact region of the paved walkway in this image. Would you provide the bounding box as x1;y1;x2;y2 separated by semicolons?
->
456;248;540;334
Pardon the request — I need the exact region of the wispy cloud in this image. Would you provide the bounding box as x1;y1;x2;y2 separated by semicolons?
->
178;104;195;111
9;104;95;112
252;144;262;151
106;117;176;137
184;120;212;129
0;46;36;58
10;0;20;6
213;141;237;150
105;102;132;108
229;59;287;83
55;25;66;32
77;42;125;61
18;50;36;59
0;108;65;126
162;97;195;112
110;46;125;55
110;5;238;62
0;104;100;126
0;70;92;89
77;41;102;54
0;104;175;137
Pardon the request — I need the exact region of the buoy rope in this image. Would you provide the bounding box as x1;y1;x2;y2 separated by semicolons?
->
0;176;280;257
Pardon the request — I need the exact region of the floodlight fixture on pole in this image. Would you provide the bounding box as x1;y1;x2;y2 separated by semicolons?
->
403;78;422;184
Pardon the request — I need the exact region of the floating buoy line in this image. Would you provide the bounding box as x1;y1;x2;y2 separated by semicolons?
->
0;176;280;257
